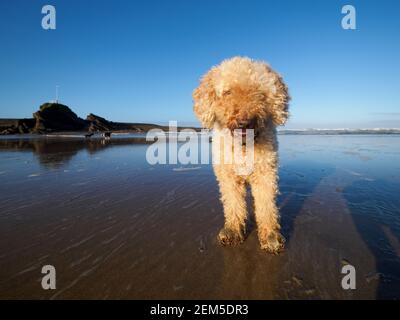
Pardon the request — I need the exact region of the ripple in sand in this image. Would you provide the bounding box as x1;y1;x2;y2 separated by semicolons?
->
28;173;41;177
173;166;201;172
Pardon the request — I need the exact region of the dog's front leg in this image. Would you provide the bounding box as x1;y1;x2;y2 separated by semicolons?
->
217;175;247;246
250;172;285;254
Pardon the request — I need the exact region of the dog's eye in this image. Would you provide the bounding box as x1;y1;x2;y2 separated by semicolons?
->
222;90;231;96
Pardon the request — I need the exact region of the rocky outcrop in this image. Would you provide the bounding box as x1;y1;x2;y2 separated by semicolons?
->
0;102;199;135
0;118;36;135
86;113;114;132
33;103;87;133
86;113;149;132
1;103;100;134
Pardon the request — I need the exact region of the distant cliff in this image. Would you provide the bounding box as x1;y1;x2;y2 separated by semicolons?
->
0;102;196;135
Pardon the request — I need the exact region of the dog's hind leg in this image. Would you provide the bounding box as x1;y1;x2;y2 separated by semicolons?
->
250;171;285;254
217;176;247;246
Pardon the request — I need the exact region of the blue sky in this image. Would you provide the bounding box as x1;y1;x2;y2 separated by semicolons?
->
0;0;399;128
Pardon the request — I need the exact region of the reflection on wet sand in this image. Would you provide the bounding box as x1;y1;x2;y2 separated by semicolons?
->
0;135;399;299
0;137;150;169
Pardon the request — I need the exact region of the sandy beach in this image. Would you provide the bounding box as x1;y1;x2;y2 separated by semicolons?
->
0;134;399;299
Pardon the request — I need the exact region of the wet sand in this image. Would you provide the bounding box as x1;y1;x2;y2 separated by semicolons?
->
0;135;400;299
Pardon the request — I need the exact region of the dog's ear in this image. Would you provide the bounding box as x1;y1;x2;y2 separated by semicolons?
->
193;70;217;129
264;70;290;126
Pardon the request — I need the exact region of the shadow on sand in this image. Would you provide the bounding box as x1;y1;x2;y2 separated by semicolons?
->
278;161;336;244
216;161;337;299
343;179;400;299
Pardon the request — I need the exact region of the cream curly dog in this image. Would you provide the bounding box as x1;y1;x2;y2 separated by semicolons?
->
193;57;290;253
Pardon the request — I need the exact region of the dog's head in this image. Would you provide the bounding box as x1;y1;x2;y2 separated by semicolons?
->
193;57;290;138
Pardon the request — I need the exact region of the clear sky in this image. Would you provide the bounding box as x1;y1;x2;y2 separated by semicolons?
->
1;0;399;128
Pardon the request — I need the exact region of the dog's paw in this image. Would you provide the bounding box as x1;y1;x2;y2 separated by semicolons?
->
259;231;285;254
218;228;244;246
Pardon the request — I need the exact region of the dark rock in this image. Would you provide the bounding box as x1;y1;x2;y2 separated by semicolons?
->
86;113;114;132
0;118;35;135
0;101;200;135
0;127;18;135
33;103;87;133
17;118;36;133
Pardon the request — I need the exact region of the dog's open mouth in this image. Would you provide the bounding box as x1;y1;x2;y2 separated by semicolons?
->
232;128;259;141
230;118;259;140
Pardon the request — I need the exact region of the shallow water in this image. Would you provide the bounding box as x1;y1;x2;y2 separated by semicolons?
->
0;134;399;299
